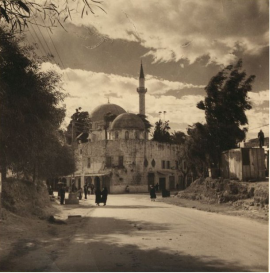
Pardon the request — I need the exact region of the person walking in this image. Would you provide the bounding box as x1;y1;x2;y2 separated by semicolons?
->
101;187;108;206
78;187;82;200
84;184;88;199
150;185;156;201
60;186;66;205
258;129;265;148
95;188;101;206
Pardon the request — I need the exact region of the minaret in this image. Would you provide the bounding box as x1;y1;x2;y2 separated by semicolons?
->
137;61;147;115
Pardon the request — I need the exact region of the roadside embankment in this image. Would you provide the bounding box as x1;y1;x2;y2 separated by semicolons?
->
160;177;269;222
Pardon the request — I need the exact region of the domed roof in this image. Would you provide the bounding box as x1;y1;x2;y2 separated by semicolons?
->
111;113;145;131
91;103;126;122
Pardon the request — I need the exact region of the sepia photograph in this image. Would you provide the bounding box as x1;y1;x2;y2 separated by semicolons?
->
0;0;269;271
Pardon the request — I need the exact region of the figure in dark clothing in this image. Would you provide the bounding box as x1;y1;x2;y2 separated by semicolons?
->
60;186;66;205
48;186;53;195
155;183;159;192
258;130;265;148
78;187;82;200
71;181;76;193
84;184;88;199
150;185;156;201
101;187;108;206
95;188;102;206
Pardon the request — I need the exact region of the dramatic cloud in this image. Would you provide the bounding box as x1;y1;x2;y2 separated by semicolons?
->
67;0;268;65
41;63;205;133
41;62;268;139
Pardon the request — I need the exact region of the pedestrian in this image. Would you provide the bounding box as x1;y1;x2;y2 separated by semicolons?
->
101;187;108;206
125;185;130;193
71;180;76;193
258;129;265;148
48;185;53;195
150;185;156;201
155;183;159;192
60;186;66;205
84;184;88;199
78;187;82;200
176;183;179;190
95;188;101;206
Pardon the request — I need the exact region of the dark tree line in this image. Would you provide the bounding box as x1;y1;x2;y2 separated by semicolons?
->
0;27;75;182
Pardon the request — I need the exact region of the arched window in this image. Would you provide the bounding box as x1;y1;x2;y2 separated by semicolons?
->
115;131;119;139
134;131;139;139
125;131;129;140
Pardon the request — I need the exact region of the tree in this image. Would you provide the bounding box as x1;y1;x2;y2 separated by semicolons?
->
66;108;91;144
197;59;255;166
0;27;74;181
137;114;153;133
171;131;186;145
0;0;105;32
152;119;171;143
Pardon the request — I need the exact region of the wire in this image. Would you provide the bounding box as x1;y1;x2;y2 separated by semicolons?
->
38;14;71;81
32;16;55;62
29;23;48;57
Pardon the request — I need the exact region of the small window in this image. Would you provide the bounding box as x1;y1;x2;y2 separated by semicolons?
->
144;158;148;167
167;161;170;169
125;131;129;140
175;160;179;169
80;149;82;155
119;156;123;167
115;131;119;139
106;156;112;168
151;159;156;167
135;131;139;139
162;160;166;169
87;158;91;168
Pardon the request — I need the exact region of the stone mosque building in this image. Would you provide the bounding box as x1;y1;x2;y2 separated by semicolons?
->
67;63;184;193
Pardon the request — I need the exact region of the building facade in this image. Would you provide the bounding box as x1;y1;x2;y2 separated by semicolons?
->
66;63;184;193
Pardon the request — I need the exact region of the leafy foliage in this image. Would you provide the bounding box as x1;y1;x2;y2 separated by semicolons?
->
171;131;186;145
152;119;171;143
0;0;105;32
196;59;254;166
137;114;152;133
0;27;75;181
66;108;91;144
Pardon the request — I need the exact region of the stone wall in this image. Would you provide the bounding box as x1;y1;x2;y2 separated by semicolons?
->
72;139;182;193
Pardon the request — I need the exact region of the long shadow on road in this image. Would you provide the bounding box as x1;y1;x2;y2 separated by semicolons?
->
0;213;266;272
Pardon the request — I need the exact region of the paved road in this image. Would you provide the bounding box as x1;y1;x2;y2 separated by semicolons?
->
51;194;268;272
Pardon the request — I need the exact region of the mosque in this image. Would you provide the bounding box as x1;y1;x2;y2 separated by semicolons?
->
66;63;184;193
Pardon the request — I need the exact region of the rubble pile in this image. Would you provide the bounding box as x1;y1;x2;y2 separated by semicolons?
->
177;177;268;209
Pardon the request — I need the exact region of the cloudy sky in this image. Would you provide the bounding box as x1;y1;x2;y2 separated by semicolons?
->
27;0;269;140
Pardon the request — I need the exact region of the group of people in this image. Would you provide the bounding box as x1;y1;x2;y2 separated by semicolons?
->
95;187;108;206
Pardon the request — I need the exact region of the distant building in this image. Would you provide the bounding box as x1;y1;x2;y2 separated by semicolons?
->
66;63;184;193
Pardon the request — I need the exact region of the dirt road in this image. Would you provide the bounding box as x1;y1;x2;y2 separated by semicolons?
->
0;194;268;271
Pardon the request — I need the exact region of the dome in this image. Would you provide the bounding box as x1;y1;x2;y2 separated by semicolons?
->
91;103;126;122
111;113;145;131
